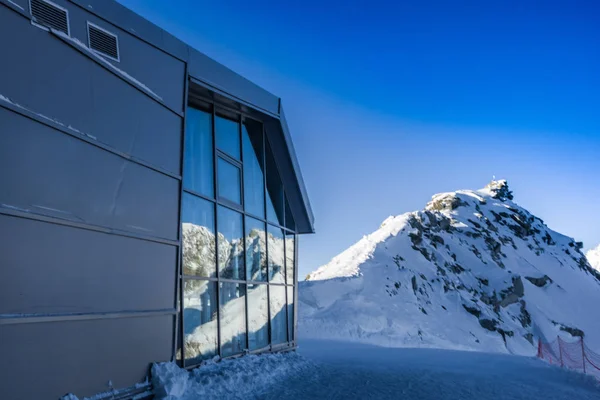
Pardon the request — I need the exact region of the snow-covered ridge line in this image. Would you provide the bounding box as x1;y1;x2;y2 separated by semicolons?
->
300;180;600;357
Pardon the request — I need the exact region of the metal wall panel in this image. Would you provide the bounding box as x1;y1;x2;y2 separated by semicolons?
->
70;0;190;61
0;5;182;174
0;315;173;400
64;0;187;113
0;214;176;314
0;108;179;240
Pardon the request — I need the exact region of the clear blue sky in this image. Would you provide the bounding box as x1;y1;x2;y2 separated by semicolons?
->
118;0;600;279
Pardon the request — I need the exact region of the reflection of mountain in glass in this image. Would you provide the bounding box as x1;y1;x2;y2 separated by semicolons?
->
182;222;290;360
246;227;267;281
218;232;244;280
267;227;285;283
182;223;216;277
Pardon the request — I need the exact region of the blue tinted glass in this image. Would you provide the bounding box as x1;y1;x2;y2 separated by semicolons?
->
183;107;213;197
270;285;287;345
183;280;218;365
248;284;269;350
216;116;240;159
217;158;241;204
287;286;294;341
217;206;245;280
242;121;265;217
246;217;267;281
181;193;216;278
220;282;247;356
267;224;285;283
266;140;284;225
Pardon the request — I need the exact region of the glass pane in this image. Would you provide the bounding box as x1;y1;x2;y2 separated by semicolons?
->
216;115;240;160
182;194;216;278
183;280;218;365
267;225;285;283
183;107;213;197
217;206;245;280
265;139;284;225
246;217;267;281
217;157;241;204
248;284;269;350
285;195;295;231
242;120;265;218
270;285;287;345
287;286;294;342
220;282;247;357
285;233;295;284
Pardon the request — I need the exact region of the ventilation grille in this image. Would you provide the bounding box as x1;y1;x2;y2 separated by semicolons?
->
88;23;120;61
30;0;69;35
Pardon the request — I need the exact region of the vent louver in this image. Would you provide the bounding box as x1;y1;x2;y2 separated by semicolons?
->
30;0;69;35
87;23;120;62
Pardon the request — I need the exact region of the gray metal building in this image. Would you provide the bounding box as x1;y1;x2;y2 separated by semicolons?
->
0;0;314;398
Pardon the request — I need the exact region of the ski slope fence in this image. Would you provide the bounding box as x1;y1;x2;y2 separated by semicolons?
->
538;336;600;381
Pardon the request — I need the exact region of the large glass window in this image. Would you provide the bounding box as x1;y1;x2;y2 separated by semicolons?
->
182;194;216;278
287;285;294;342
183;280;218;364
242;120;265;218
183;107;213;197
217;157;241;204
181;101;298;366
268;224;285;283
246;217;267;281
248;284;269;350
220;282;247;357
266;139;284;225
217;206;244;280
285;233;295;285
270;285;287;345
216;115;240;160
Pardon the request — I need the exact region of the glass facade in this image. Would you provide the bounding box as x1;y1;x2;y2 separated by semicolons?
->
180;101;297;365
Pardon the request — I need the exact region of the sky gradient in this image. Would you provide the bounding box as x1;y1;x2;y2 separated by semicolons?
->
118;0;600;279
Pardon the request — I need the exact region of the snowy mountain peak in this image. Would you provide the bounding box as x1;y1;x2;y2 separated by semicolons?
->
587;244;600;272
300;182;600;356
481;179;514;201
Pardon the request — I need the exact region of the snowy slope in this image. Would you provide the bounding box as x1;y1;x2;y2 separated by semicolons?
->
587;245;600;272
300;181;600;356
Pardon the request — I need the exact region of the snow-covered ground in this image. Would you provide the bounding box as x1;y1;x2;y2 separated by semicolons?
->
152;340;600;400
587;244;600;271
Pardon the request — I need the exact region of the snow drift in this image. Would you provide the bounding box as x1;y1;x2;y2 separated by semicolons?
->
300;180;600;355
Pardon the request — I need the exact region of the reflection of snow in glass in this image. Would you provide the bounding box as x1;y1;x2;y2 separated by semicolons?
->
286;235;295;284
183;280;218;364
268;226;285;283
270;285;287;344
248;284;269;350
182;222;293;362
287;286;295;341
220;282;246;357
